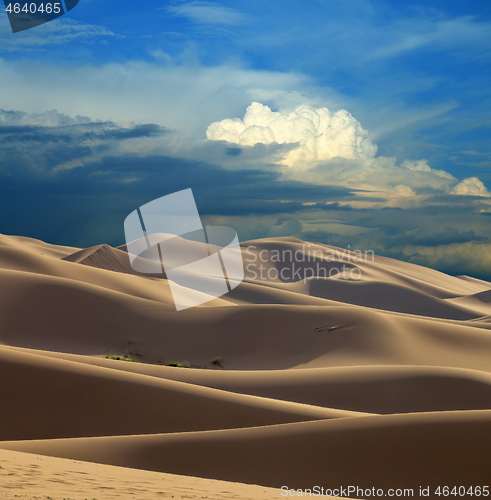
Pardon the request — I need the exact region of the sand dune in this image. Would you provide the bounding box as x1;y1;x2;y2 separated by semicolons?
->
2;263;491;370
1;232;491;498
3;291;491;370
308;278;478;319
0;233;79;258
4;346;491;414
242;237;488;297
0;345;364;442
2;411;490;494
62;243;138;273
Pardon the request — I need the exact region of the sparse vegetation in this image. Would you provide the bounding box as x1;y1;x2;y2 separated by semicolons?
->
212;356;223;367
105;353;194;368
123;350;140;362
104;354;121;360
166;360;191;368
104;353;140;363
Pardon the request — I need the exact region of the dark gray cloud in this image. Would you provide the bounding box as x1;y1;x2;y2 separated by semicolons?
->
302;214;491;281
0;111;169;174
0;112;355;247
225;147;242;156
304;225;487;251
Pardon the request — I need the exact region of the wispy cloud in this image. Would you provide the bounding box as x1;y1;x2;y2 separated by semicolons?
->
366;16;491;61
167;2;247;26
0;57;315;137
448;150;491;170
368;101;458;141
0;13;118;51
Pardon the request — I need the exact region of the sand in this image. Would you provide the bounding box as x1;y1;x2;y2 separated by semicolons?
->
0;233;490;499
0;448;285;500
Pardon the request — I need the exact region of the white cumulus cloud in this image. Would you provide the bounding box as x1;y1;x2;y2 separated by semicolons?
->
401;159;454;180
206;102;491;205
206;102;378;168
450;177;491;197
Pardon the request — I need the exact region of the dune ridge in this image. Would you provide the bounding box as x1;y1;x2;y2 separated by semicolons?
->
0;345;366;442
2;411;490;493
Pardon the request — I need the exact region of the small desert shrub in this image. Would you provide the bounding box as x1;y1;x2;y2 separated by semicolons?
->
212;356;223;367
166;360;191;368
123;351;140;362
104;353;139;363
104;354;121;360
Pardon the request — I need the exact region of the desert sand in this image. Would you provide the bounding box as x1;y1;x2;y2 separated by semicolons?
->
0;448;283;499
0;233;490;499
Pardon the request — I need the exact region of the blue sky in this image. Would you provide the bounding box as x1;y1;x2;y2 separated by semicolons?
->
1;0;491;278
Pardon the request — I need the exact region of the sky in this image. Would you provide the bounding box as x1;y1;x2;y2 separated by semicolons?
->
1;0;491;279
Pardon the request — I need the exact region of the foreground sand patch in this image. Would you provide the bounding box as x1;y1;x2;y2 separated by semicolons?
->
0;449;291;500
